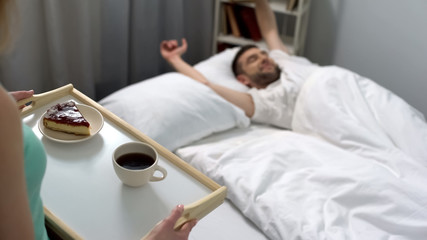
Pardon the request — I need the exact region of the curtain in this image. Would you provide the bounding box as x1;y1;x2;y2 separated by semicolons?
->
0;0;214;100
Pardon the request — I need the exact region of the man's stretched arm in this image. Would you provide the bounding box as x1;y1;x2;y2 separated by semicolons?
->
205;82;255;117
254;0;289;53
160;38;255;117
160;39;208;85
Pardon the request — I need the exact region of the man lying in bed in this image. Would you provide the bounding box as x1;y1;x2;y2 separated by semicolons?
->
160;0;319;130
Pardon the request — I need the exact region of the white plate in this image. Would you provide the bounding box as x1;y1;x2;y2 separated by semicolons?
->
38;103;104;143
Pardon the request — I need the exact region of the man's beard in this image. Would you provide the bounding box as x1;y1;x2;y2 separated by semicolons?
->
248;65;281;88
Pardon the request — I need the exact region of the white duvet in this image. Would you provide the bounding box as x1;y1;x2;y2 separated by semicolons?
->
176;66;427;240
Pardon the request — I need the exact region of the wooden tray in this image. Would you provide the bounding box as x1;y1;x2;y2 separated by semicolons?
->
19;84;227;240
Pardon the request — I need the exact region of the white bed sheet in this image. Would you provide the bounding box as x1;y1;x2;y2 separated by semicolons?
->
293;66;427;170
176;66;427;240
190;200;268;240
177;125;427;240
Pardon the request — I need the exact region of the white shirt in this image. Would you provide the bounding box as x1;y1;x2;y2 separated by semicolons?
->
248;50;319;129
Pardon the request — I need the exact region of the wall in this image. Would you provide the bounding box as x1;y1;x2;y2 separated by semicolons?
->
304;0;427;117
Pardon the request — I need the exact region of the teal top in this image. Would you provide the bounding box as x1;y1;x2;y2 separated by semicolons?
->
23;124;48;240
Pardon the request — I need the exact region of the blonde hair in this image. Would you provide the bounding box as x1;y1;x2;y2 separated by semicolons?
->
0;0;15;52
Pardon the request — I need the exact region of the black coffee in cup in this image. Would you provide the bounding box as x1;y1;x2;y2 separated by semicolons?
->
116;152;155;170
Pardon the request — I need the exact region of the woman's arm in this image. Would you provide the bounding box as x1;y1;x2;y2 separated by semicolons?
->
0;86;35;239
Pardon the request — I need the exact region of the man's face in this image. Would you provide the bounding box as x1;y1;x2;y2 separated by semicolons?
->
237;47;281;89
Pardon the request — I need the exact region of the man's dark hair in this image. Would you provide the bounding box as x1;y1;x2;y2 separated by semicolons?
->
231;44;258;77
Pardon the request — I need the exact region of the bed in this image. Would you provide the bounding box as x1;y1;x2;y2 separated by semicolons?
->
99;48;427;240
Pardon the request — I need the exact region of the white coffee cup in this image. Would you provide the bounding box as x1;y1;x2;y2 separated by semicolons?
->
113;142;167;187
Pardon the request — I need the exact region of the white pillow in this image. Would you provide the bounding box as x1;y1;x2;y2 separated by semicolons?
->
195;47;249;92
99;73;250;151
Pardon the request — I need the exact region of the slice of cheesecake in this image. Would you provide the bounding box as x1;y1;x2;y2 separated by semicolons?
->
43;101;91;135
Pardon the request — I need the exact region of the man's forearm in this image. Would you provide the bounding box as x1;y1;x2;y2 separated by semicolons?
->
255;0;277;37
166;56;209;85
206;82;255;117
165;56;255;118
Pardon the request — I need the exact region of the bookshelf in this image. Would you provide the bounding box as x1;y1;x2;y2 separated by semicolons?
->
212;0;311;55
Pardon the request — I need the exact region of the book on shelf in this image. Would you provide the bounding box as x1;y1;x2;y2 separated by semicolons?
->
235;4;262;41
220;4;230;35
223;3;262;42
224;3;241;37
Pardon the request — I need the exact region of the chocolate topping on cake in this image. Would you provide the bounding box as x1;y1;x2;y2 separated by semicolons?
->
44;101;90;127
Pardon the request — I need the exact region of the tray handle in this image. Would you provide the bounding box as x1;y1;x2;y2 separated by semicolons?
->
17;84;74;114
174;186;227;230
44;208;83;240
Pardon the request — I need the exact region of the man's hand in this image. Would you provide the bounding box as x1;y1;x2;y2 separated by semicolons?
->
142;205;197;240
160;38;188;63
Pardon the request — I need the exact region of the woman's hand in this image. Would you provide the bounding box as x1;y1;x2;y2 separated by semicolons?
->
160;38;188;62
9;90;34;109
142;205;197;240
